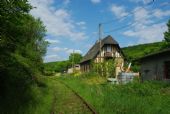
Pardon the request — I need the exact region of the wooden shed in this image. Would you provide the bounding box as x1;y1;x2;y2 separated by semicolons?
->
139;48;170;81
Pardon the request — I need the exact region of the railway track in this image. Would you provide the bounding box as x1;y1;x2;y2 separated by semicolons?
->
60;80;98;114
50;79;98;114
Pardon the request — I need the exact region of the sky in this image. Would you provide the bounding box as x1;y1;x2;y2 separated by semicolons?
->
29;0;170;62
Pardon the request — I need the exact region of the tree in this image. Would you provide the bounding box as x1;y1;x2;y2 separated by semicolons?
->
164;20;170;42
69;53;82;65
0;0;48;75
0;1;48;113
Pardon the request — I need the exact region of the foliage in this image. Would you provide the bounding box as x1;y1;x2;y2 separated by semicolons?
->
92;59;115;77
44;61;71;74
164;19;170;42
104;59;116;78
0;0;48;113
69;52;82;64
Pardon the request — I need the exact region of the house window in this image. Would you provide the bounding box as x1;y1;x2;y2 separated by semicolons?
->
164;61;170;79
107;45;111;52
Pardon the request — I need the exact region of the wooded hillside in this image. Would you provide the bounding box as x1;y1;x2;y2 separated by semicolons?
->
122;41;169;61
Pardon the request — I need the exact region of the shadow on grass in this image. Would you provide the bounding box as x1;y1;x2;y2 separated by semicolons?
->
0;55;46;114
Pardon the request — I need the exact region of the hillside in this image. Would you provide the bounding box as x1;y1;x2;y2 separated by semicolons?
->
44;61;71;74
122;41;168;61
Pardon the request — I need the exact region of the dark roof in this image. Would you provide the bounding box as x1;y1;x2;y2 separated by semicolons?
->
139;48;170;61
80;35;121;63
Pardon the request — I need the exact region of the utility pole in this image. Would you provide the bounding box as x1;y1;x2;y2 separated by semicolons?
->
99;23;103;76
72;50;74;73
99;23;102;62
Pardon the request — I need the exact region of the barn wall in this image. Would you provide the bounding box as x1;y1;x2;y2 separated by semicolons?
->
141;55;170;81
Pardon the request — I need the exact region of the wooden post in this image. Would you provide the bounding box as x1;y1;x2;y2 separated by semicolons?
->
99;23;103;76
72;50;75;73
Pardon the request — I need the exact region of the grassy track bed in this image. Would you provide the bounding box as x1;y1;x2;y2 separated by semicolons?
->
50;77;93;114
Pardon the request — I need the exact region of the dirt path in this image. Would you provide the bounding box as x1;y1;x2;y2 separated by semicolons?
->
50;79;95;114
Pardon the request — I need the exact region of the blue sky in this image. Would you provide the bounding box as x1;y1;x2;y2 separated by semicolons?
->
29;0;170;62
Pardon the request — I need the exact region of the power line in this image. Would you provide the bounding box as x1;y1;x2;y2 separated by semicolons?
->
104;18;167;34
101;1;154;25
103;2;170;34
104;21;137;34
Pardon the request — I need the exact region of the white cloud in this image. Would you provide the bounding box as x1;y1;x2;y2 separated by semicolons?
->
129;0;153;4
123;23;167;44
51;47;63;52
160;2;170;7
153;9;170;18
129;0;141;3
45;47;82;62
133;7;152;25
91;0;101;4
76;21;86;29
110;4;128;18
76;21;86;26
143;0;154;4
132;7;170;25
123;6;169;44
63;0;70;5
29;0;87;41
65;48;82;54
51;47;82;54
45;39;60;44
44;54;61;62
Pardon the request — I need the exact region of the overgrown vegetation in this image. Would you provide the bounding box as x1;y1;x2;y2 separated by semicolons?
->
92;59;116;77
0;0;48;113
58;75;170;114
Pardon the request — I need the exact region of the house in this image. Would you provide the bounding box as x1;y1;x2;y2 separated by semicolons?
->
139;48;170;81
80;35;124;76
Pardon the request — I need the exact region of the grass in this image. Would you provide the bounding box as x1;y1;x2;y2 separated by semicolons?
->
1;74;170;114
27;77;54;114
58;73;170;114
0;76;54;114
0;75;96;114
50;77;92;114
